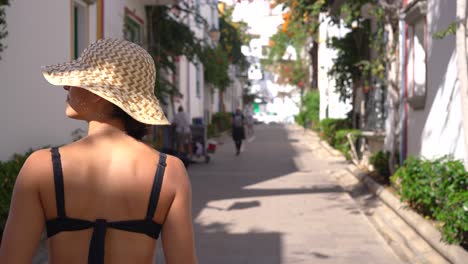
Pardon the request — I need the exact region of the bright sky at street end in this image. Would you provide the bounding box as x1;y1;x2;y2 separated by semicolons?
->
221;0;285;43
220;0;300;119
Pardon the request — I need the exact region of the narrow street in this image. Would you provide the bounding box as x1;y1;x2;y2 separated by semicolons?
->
180;124;401;263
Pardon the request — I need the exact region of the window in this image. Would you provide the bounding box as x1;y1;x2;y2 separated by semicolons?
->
124;8;143;45
73;0;88;59
404;0;427;110
409;19;426;104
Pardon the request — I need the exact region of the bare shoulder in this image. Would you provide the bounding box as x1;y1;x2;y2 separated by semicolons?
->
15;148;53;186
163;154;191;193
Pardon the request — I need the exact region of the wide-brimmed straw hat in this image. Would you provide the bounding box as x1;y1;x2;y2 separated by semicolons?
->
41;38;170;125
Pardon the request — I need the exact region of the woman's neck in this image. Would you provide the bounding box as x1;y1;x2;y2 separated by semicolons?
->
87;119;125;136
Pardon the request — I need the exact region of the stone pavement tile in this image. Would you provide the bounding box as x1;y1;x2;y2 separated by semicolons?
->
194;191;401;263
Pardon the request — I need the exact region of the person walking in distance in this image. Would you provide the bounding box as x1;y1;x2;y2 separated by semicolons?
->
232;108;246;156
0;39;197;264
245;109;254;138
172;106;192;156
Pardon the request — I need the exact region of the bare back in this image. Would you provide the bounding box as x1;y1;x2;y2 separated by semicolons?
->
38;133;187;263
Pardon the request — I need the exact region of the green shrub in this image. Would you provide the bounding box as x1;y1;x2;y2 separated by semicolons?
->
319;118;352;146
334;129;361;160
295;111;309;128
295;90;320;130
391;157;443;217
391;156;468;245
0;150;34;237
370;151;391;179
207;123;218;139
437;191;468;245
211;112;231;133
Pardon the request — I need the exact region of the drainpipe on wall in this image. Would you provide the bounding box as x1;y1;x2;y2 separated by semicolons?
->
399;16;407;165
187;59;191;122
456;0;468;168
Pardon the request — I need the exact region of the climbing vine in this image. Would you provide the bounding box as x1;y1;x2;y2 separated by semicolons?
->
328;1;387;101
201;45;231;91
433;22;456;39
265;0;390;101
202;5;249;91
263;0;327;89
218;5;248;70
327;26;370;101
147;3;247;101
147;5;203;102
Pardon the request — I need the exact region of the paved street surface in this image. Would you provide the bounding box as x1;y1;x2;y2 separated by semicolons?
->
33;124;402;264
157;124;402;264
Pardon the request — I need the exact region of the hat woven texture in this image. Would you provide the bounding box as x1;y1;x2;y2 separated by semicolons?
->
42;38;169;125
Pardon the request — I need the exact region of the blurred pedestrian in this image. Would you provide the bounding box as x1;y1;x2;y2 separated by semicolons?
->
232;108;246;155
245;110;254;138
0;39;197;264
160;112;175;155
172;106;192;156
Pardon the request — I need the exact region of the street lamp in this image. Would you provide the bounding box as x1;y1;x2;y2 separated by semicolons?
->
209;26;220;43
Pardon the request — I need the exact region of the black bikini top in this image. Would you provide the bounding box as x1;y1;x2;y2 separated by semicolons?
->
46;147;167;264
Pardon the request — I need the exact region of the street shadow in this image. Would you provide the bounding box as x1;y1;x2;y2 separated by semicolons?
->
176;124;350;263
343;180;382;217
310;252;331;259
194;222;282;264
154;223;283;264
227;200;261;210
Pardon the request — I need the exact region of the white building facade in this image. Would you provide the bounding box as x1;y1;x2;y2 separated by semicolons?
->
168;0;219;124
317;13;352;121
399;0;466;163
0;0;182;161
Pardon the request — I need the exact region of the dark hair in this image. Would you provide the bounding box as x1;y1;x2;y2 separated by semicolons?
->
178;106;184;112
111;106;148;140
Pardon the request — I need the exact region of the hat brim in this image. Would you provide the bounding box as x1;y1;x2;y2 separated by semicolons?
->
41;61;170;126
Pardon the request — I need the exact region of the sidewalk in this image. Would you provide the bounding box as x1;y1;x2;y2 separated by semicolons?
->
179;124;402;263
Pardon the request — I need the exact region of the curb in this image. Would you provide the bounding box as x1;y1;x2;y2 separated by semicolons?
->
300;127;343;157
319;140;343;157
346;165;468;264
298;126;467;264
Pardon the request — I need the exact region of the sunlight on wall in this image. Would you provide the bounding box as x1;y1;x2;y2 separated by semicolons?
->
420;52;466;161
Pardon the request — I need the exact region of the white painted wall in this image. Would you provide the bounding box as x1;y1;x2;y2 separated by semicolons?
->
317;14;352;120
406;0;466;162
0;0;150;161
173;1;219;124
212;89;220;113
188;62;204;120
105;0;147;43
0;0;88;161
174;56;204;123
203;84;212;122
222;65;243;113
175;56;190;119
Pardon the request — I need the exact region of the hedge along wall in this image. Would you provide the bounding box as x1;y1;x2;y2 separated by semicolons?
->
391;157;468;247
0;150;34;239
